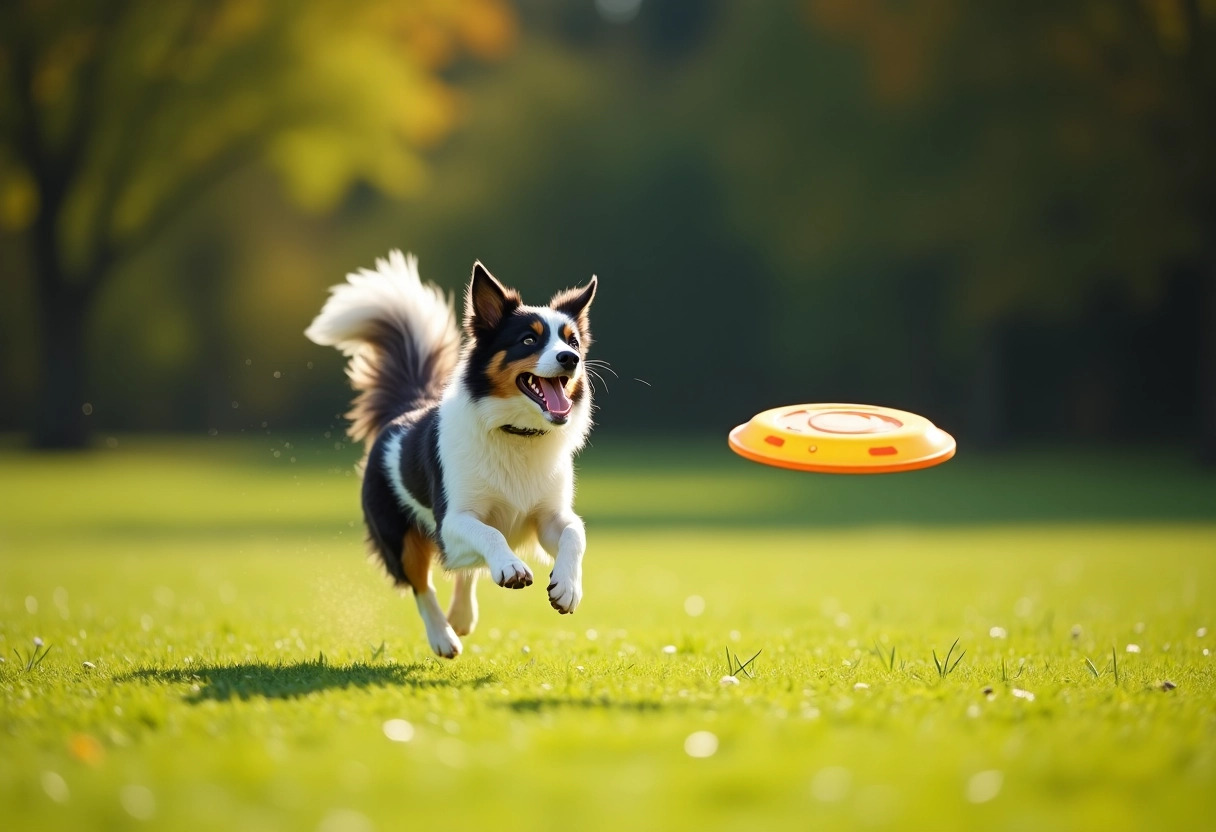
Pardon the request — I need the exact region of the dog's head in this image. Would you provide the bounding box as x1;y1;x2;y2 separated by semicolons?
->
462;261;596;430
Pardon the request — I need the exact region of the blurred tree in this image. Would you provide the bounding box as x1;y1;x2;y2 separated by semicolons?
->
0;0;515;447
689;1;1215;454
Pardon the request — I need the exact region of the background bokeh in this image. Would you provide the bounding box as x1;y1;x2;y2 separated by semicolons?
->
2;0;1214;456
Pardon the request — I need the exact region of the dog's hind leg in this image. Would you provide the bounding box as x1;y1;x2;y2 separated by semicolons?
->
447;570;479;636
403;527;462;659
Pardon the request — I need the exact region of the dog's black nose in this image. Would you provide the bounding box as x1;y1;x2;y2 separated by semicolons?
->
556;351;579;371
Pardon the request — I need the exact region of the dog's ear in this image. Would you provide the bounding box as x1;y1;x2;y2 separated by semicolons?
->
465;261;520;337
550;275;597;345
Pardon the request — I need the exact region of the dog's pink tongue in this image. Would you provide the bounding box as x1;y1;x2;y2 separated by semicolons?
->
538;377;572;416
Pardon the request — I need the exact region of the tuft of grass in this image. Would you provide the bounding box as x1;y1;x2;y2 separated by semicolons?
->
932;638;966;679
872;641;897;672
724;647;762;679
11;638;53;672
1001;656;1025;682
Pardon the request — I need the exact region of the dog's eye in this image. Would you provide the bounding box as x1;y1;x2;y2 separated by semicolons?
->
567;336;579;349
522;335;536;346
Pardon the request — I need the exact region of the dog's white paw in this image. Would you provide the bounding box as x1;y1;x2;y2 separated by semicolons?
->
447;599;477;636
492;558;533;589
547;573;582;615
428;624;463;659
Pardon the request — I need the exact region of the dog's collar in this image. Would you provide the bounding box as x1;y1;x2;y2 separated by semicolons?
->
500;425;548;437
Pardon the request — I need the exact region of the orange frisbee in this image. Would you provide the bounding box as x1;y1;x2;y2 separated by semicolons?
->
729;403;956;474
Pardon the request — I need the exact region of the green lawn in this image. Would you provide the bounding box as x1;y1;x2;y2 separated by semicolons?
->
1;436;1214;831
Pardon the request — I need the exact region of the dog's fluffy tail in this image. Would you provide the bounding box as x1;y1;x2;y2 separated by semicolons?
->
306;250;459;447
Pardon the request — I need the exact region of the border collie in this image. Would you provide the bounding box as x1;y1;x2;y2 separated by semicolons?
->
305;251;596;658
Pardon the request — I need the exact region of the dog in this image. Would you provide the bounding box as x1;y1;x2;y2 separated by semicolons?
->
305;251;596;658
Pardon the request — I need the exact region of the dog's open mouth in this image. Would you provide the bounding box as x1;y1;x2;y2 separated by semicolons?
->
518;373;572;418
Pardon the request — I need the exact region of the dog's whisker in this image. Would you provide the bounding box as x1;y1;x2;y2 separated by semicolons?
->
583;367;609;394
585;359;619;378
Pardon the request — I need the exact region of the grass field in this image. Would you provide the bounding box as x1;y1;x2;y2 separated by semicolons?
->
1;436;1214;831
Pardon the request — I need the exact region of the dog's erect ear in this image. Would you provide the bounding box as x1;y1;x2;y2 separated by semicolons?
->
465;261;520;337
550;275;597;343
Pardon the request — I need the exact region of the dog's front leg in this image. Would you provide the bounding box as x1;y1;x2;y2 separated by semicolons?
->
539;511;585;614
441;512;533;589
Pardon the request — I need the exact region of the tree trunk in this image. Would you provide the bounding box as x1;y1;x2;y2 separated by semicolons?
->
1199;262;1216;466
31;281;92;449
28;203;95;449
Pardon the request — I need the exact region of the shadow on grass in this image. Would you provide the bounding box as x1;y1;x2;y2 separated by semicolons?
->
121;659;494;703
504;696;679;714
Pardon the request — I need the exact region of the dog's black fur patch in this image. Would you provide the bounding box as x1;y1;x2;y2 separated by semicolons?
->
363;407;447;586
463;311;550;399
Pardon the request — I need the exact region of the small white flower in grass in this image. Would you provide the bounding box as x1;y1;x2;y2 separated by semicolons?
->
662;645;677;655
684;595;705;617
966;770;1003;804
382;719;414;743
82;661;95;670
1125;644;1141;653
1197;627;1207;638
853;682;870;691
989;627;1007;639
41;771;69;803
1011;688;1035;701
720;675;739;686
684;731;718;758
811;767;851;802
33;637;43;647
966;704;981;719
120;785;155;820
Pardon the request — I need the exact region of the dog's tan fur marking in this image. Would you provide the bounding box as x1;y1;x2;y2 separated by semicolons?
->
401;526;437;593
488;350;541;399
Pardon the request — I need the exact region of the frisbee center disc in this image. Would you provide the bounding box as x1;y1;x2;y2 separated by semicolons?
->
793;409;903;435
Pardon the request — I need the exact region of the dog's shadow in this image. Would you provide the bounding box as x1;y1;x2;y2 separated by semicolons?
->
121;659;494;703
